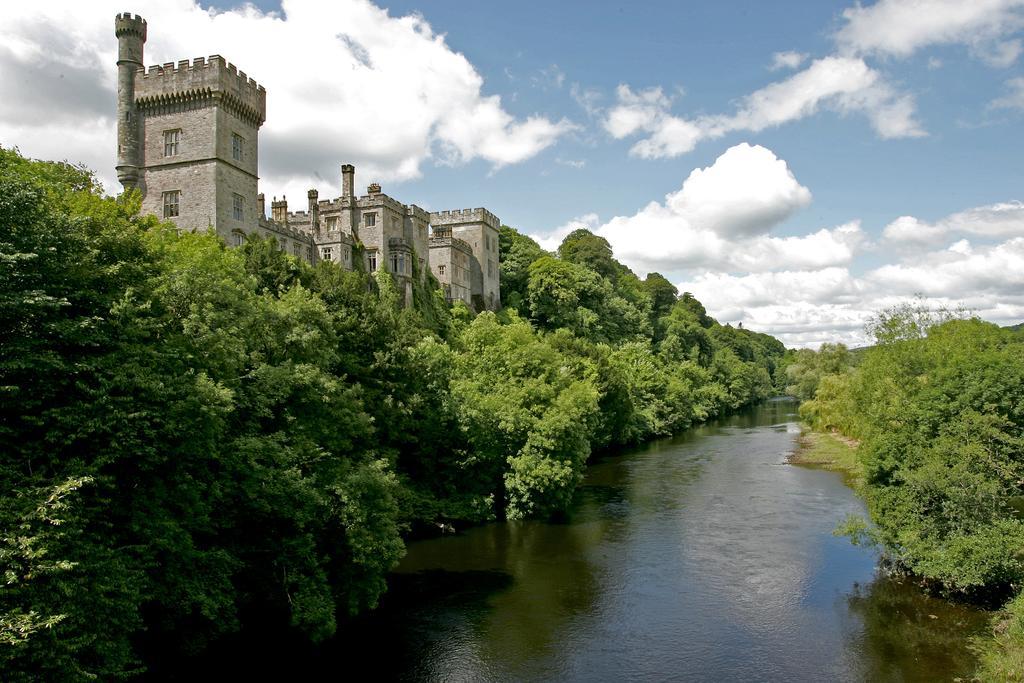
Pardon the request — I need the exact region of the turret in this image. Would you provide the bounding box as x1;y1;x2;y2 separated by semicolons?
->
341;164;355;200
271;196;288;225
114;13;146;190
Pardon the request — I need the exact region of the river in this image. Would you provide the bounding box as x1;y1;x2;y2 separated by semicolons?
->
189;398;990;681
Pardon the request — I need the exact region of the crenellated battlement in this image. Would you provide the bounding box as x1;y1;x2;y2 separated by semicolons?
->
429;208;500;229
406;204;430;222
112;15;500;310
135;55;266;126
115;13;147;40
429;235;474;254
258;216;315;241
358;192;407;214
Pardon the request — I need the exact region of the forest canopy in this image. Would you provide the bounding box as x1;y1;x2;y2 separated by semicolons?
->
0;148;785;679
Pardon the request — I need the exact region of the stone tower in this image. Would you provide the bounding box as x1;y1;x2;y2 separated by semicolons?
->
114;14;267;241
114;13;146;190
429;209;501;311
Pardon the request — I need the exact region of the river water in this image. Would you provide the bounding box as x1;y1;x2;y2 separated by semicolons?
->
186;398;990;681
332;398;989;682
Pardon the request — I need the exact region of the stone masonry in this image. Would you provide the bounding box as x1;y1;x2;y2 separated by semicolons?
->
114;13;500;311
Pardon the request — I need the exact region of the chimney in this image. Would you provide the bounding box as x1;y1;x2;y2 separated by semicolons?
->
308;189;320;233
257;193;266;218
341;164;355;200
367;182;381;196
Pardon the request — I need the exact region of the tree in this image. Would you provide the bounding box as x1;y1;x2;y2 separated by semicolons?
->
498;225;546;310
557;228;620;281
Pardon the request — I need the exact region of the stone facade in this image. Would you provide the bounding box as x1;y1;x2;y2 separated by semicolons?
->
428;227;474;306
113;13;499;311
428;209;501;312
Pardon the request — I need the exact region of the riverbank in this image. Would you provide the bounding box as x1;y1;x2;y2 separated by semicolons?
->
788;429;864;489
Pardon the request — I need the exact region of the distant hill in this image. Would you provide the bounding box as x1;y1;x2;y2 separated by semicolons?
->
1006;322;1024;332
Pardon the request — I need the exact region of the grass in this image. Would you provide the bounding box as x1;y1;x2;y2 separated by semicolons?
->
973;592;1024;682
789;429;864;490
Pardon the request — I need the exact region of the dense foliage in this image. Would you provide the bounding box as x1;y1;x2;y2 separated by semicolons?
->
793;303;1024;677
0;148;784;678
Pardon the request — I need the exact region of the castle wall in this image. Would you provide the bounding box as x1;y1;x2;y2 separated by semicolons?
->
429;209;501;311
215;155;258;241
140;160;218;231
429;236;473;306
115;14;499;302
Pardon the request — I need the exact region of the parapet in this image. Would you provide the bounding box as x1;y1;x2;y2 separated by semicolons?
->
406;204;430;222
429;207;500;230
357;191;406;214
429;235;474;255
135;55;266;126
115;13;147;40
258;216;315;241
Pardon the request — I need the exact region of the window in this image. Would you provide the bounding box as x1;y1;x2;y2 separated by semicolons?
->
326;216;338;230
232;133;244;161
390;252;406;274
321;247;333;261
364;212;376;227
485;234;490;251
306;247;313;262
367;250;378;272
232;231;244;246
279;237;287;250
438;264;446;276
232;193;244;221
293;243;301;256
163;129;180;157
162;190;180;218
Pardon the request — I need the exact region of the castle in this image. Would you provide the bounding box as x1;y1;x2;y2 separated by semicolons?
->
114;13;500;311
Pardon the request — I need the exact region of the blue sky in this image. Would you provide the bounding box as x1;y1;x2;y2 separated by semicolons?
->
2;0;1023;345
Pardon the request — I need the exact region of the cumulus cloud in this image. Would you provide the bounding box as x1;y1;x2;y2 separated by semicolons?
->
531;143;1023;348
871;237;1024;296
0;0;575;198
530;213;599;252
550;143;846;274
883;201;1024;247
835;0;1024;66
604;57;924;159
678;236;1024;348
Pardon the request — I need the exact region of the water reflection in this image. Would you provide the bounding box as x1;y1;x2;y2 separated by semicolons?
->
166;399;990;681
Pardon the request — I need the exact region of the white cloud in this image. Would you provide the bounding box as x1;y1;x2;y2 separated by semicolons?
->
991;77;1024;110
870;237;1024;297
0;0;575;199
836;0;1024;66
531;64;566;90
770;51;808;71
678;236;1024;348
545;143;838;273
883;201;1024;247
663;143;812;238
532;143;1023;348
604;57;924;159
530;213;598;252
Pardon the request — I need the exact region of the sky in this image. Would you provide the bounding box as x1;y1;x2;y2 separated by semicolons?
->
1;0;1022;347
